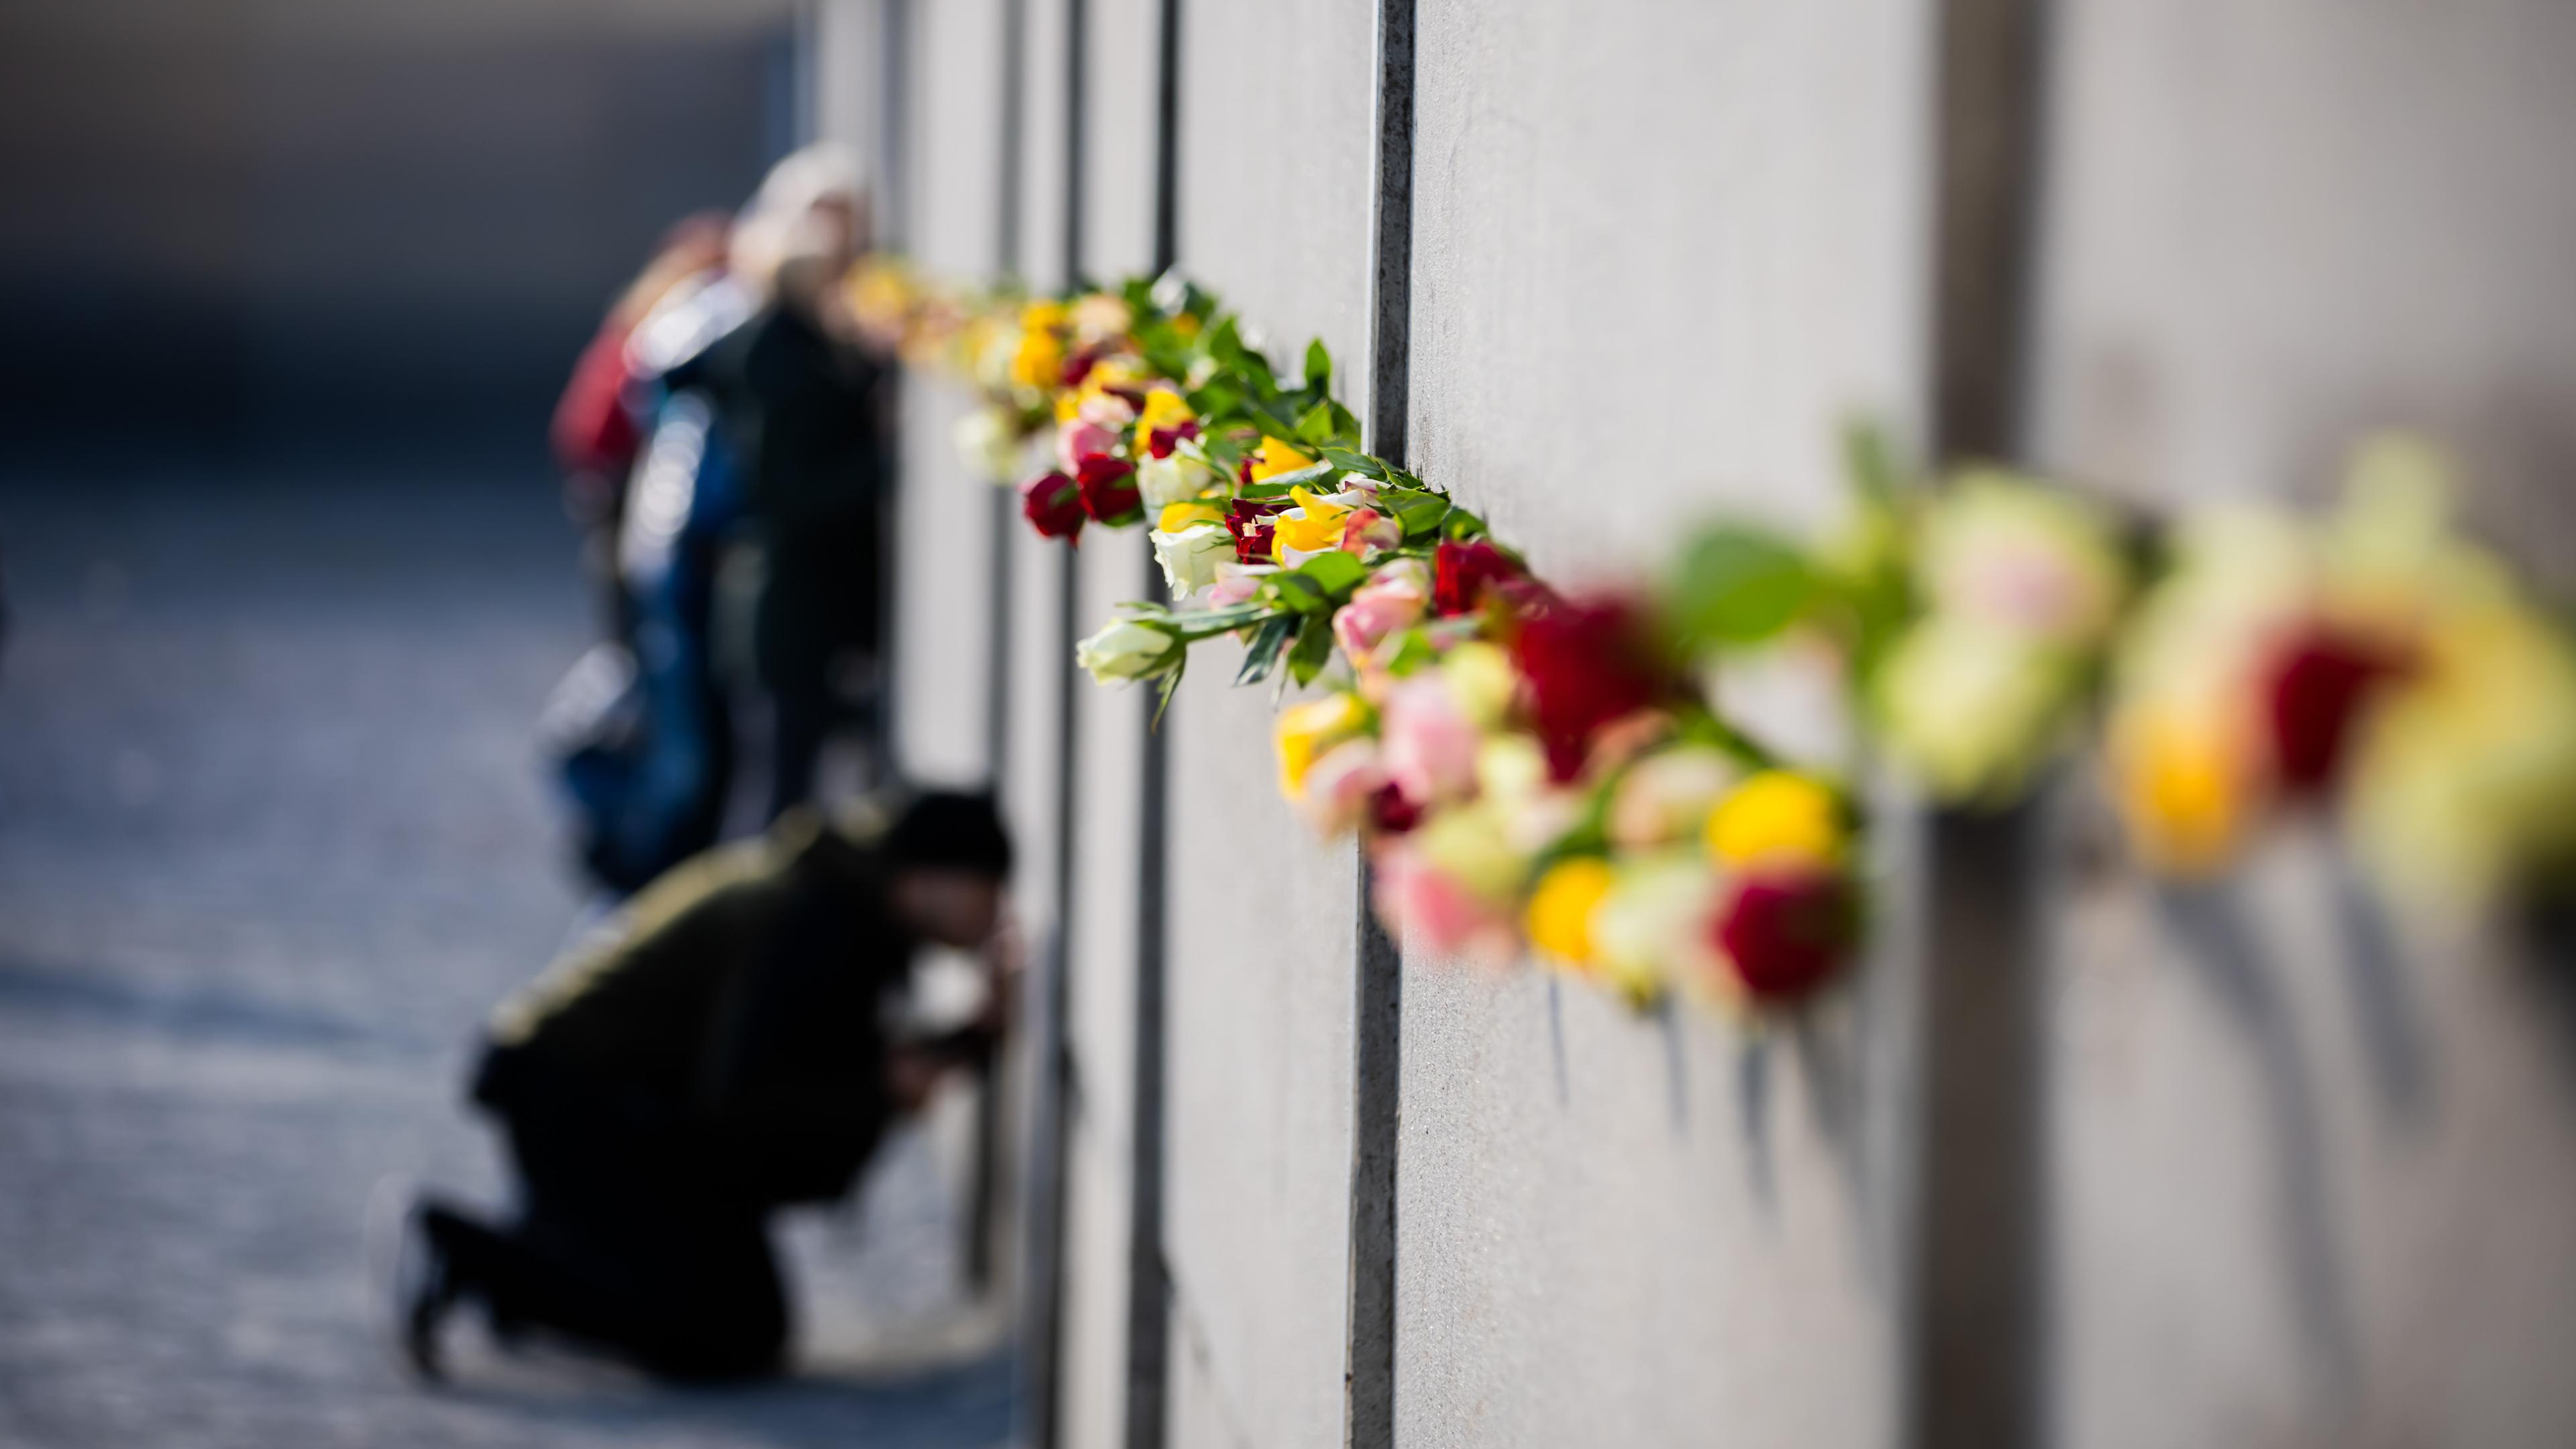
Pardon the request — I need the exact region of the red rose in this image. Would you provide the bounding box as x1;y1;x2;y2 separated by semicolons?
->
1020;471;1085;542
1368;783;1422;835
2261;622;2408;796
1226;497;1288;564
1075;453;1141;523
1510;593;1682;781
1713;869;1856;1002
1432;539;1525;616
1145;419;1200;459
1057;346;1104;389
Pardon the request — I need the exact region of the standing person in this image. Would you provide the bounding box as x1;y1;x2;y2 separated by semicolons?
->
550;213;732;643
543;230;761;896
678;144;893;820
394;791;1016;1383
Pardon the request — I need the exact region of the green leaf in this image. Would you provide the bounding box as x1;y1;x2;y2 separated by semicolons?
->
1668;525;1814;647
1326;400;1362;445
1442;508;1490;541
1292;396;1337;445
1303;339;1332;391
1842;418;1900;508
1290;548;1367;598
1187;380;1244;421
1264;570;1333;615
1287;613;1335;686
1375;627;1438;677
1246;401;1307;442
1382;487;1453;541
1234;613;1297;685
1318;446;1387;480
1207;315;1245;368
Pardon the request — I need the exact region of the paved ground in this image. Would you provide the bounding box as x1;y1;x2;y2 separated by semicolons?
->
0;466;1014;1448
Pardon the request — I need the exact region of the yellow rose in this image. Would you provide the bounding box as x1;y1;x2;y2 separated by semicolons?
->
1275;692;1370;798
1271;486;1354;557
1704;770;1845;869
1527;857;1615;971
1012;327;1065;391
1247;435;1317;484
2108;699;2252;875
1136;387;1195;438
1158;500;1224;531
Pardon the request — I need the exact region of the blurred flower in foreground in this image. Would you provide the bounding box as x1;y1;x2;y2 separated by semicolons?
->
953;405;1027;482
1876;472;2127;805
1513;594;1684;782
2106;434;2576;908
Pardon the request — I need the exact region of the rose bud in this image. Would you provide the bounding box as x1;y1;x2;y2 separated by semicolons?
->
1226;497;1289;564
1075;453;1142;524
1432;538;1526;616
1510;593;1685;782
1712;869;1857;1003
1021;471;1086;542
2261;621;2408;797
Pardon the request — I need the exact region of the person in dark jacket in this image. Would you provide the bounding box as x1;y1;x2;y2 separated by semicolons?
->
395;790;1014;1383
682;144;893;820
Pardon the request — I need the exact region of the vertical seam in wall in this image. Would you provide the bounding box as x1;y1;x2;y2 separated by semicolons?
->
1028;3;1089;1444
1909;0;2053;1446
967;0;1033;1302
1122;1;1183;1446
1345;1;1413;1444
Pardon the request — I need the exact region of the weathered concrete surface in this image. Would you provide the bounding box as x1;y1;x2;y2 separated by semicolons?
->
1397;1;1932;1444
1052;3;1161;1444
0;470;1010;1448
894;0;1009;790
1159;4;1385;1446
2028;5;2576;1444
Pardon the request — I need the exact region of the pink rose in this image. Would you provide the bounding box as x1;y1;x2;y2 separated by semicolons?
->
1379;676;1481;807
1055;418;1120;473
1205;562;1272;609
1372;843;1518;961
1332;563;1431;664
1340;506;1401;557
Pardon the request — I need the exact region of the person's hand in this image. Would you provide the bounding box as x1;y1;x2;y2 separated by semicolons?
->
977;911;1026;1036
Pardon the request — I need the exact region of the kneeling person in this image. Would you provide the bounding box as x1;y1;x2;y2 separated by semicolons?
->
400;790;1013;1381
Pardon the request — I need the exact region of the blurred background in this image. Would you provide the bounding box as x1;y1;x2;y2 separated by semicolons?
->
2;0;794;465
0;2;1016;1445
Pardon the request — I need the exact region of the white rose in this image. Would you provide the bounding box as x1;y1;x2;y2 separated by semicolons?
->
1075;619;1178;685
1151;524;1234;600
1136;451;1216;508
951;406;1025;482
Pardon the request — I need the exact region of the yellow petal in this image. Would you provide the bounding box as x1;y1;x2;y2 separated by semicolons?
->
1137;388;1195;433
1159;501;1224;531
1248;435;1317;483
1704;771;1845;869
2110;704;2250;875
1275;693;1367;797
1527;857;1615;969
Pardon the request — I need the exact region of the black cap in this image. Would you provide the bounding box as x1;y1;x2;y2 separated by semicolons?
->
883;790;1013;879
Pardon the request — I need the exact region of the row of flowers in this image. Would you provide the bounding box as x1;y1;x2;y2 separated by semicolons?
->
851;256;2576;1018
